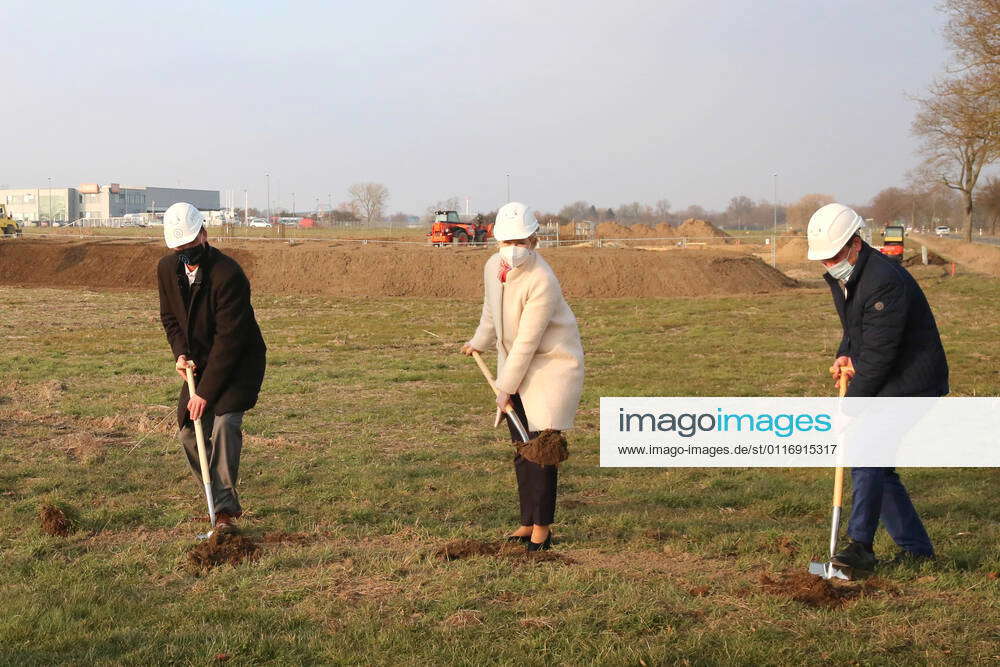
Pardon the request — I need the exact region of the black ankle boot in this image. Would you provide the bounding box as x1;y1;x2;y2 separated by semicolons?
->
527;534;552;551
506;535;531;544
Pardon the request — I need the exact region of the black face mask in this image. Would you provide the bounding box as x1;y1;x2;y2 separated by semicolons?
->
177;242;208;266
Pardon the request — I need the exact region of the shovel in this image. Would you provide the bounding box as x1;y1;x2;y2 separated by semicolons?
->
185;363;217;540
471;351;531;442
808;362;854;580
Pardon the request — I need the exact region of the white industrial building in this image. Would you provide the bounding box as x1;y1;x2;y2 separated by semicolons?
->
0;183;220;224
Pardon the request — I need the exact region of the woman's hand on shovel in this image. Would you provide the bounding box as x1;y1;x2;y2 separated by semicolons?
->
460;342;479;356
496;390;511;411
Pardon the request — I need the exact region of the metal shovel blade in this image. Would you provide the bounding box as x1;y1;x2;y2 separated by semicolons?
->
196;529;215;541
808;561;850;580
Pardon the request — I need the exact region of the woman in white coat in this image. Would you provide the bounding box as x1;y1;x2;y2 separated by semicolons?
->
461;202;584;550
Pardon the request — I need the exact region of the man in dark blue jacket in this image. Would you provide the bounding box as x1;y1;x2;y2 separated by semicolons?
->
807;203;948;571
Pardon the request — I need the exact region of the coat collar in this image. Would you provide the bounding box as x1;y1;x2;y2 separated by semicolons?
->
173;243;219;285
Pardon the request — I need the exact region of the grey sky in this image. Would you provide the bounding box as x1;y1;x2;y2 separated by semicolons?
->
5;0;951;215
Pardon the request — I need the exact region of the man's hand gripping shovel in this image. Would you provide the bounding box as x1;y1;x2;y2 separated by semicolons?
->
808;360;855;580
184;362;217;540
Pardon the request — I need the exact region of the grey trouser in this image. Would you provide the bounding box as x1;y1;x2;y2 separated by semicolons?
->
177;412;244;516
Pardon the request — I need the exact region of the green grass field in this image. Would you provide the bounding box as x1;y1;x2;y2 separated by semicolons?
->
1;267;997;665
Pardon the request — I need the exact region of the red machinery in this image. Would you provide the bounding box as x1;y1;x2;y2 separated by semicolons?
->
427;210;491;246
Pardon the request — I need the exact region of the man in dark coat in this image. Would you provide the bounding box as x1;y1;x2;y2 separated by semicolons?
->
807;203;948;571
157;203;266;532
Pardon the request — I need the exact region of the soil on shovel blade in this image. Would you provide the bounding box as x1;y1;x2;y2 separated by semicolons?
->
759;570;896;608
39;504;71;536
186;532;260;573
435;539;574;564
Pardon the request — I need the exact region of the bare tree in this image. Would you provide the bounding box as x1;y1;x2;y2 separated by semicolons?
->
978;175;1000;235
913;74;1000;241
870;187;912;225
423;197;462;223
784;194;835;231
654;199;671;220
724;195;754;229
348;182;390;225
558;201;592;220
942;0;1000;116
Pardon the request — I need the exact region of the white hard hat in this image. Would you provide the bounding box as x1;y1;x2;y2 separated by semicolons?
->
163;202;204;248
807;203;863;260
493;202;539;241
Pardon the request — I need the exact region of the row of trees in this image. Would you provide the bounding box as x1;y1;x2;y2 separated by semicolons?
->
911;0;1000;241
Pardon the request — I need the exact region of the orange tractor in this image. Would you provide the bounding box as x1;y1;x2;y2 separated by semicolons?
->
879;225;905;263
427;210;492;246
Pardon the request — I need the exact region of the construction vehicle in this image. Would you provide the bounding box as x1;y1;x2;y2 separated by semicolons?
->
427;210;491;246
880;224;904;262
0;205;21;238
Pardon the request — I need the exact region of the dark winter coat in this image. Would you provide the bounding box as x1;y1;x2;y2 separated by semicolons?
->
824;241;948;397
157;244;267;427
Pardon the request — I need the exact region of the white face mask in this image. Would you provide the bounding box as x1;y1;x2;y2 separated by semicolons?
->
825;242;857;282
498;245;532;267
826;259;854;282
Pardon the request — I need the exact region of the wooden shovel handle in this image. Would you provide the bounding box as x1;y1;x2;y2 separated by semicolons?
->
832;360;854;508
471;350;500;397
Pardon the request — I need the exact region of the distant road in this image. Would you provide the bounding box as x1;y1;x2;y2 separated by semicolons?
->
937;233;1000;247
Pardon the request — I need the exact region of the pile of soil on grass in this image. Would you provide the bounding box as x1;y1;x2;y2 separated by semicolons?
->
435;539;574;564
0;239;796;298
675;218;731;242
902;249;946;266
759;570;895;608
909;234;1000;277
186;532;259;573
39;504;71;536
776;236;811;264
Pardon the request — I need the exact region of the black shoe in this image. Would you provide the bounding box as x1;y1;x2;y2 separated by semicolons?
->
506;535;531;544
831;540;877;571
888;550;934;566
527;534;552;552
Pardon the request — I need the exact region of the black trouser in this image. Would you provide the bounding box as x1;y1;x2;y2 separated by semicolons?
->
506;394;557;526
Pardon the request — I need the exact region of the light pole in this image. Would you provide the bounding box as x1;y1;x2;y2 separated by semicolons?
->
47;176;52;225
266;173;271;225
292;192;296;217
771;173;778;268
244;189;248;226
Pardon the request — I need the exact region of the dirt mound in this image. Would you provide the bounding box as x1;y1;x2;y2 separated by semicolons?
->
186;532;260;573
759;570;896;608
776;236;810;264
435;539;574;564
902;248;947;266
0;239;796;298
909;234;1000;277
676;218;730;241
39;504;71;536
595;222;634;238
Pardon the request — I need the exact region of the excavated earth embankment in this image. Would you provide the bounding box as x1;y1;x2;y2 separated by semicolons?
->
0;239;797;298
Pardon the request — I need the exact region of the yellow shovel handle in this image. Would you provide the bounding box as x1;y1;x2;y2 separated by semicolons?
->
831;361;854;508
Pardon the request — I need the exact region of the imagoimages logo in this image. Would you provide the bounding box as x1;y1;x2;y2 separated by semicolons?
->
617;407;832;438
601;397;1000;468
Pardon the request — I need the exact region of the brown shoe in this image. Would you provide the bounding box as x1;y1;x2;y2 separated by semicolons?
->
215;512;240;534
